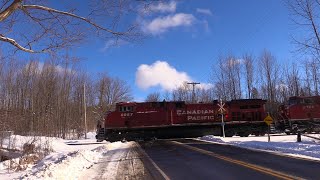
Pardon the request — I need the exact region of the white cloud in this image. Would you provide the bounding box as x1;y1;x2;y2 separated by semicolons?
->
143;13;196;35
100;39;128;52
135;61;192;91
135;61;214;91
148;1;177;13
196;8;213;16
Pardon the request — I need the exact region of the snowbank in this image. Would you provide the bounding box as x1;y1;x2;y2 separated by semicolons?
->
0;132;113;180
20;147;106;180
200;134;320;160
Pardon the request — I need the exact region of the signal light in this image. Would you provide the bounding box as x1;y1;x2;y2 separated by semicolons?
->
225;114;228;119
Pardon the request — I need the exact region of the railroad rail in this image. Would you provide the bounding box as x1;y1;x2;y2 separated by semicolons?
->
302;134;320;141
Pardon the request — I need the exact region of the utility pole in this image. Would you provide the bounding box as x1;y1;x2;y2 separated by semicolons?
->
187;82;200;103
83;83;87;139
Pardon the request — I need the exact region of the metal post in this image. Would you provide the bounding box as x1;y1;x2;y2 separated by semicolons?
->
6;131;13;173
297;131;301;142
8;132;11;173
220;99;225;138
222;113;225;138
84;83;87;139
268;125;270;142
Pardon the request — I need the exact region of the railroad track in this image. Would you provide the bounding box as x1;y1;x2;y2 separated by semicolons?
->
302;134;320;140
66;142;108;145
269;133;320;137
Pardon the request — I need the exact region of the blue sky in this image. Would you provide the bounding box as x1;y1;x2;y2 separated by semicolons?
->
58;1;294;101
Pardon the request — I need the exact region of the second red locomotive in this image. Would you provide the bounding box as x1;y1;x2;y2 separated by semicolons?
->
278;96;320;134
96;99;268;142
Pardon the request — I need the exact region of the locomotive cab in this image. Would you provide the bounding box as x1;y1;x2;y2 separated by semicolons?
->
279;96;320;134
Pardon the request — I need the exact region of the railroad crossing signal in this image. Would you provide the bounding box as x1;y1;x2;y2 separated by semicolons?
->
218;99;226;138
264;115;273;125
218;101;226;114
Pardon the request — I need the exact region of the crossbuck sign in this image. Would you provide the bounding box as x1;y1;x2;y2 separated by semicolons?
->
218;100;226;114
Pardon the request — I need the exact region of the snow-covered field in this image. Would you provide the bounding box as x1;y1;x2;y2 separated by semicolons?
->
0;132;125;180
0;133;319;179
200;134;320;160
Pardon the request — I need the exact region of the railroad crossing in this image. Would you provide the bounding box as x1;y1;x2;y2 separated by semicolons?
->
218;99;226;138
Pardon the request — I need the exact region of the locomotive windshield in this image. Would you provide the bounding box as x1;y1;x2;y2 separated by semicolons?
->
119;106;134;112
288;97;298;105
302;98;314;104
288;97;315;105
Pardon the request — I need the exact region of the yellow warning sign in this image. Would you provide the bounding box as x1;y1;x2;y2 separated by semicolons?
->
264;115;273;125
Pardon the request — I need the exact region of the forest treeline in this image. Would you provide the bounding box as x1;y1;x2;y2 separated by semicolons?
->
0;56;132;138
146;50;320;117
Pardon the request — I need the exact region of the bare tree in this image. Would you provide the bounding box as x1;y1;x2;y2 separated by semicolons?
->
284;62;301;98
162;90;171;101
212;55;242;100
94;73;132;126
243;53;254;99
145;92;161;102
310;58;319;95
0;56;133;139
258;50;281;116
227;56;242;99
302;58;320;95
172;82;192;102
212;56;228;100
259;50;280;103
0;0;151;53
198;88;215;103
287;0;320;57
303;59;313;95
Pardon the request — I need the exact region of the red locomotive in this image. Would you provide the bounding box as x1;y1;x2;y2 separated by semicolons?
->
96;99;268;142
278;96;320;134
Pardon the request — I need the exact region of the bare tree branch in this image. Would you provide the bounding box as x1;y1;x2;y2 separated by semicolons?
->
0;0;21;22
0;0;150;53
0;34;35;53
287;0;320;56
22;4;125;36
0;0;11;12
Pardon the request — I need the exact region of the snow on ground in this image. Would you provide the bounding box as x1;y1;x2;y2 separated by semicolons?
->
0;132;319;179
200;134;320;160
0;132;127;180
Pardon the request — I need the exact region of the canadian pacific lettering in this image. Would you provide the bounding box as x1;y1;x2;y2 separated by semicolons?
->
187;116;215;121
176;109;216;121
176;109;214;115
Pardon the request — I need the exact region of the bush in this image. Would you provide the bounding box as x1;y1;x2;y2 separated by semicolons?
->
22;143;35;155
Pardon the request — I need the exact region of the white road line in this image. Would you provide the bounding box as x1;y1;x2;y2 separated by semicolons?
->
135;143;170;180
191;138;320;163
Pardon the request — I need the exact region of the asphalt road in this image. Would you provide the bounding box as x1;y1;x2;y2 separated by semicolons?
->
139;139;320;180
